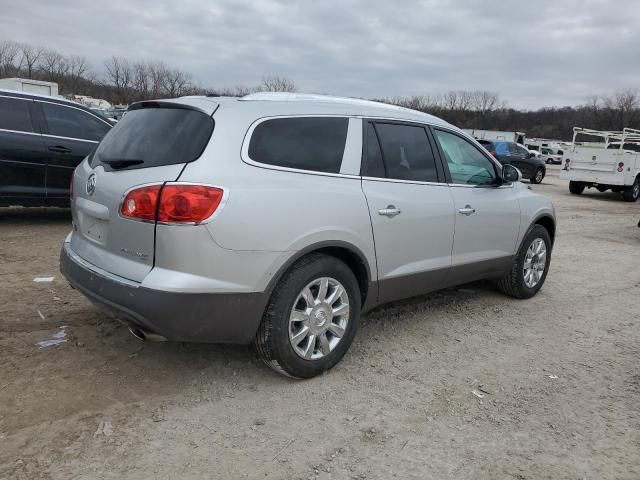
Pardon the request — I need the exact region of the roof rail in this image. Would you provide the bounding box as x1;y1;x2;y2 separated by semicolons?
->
240;92;409;112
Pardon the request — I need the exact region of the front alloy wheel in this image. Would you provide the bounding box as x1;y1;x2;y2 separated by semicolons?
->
523;238;547;288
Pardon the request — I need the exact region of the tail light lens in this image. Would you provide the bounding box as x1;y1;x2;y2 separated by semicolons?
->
121;185;162;221
617;161;624;172
158;185;224;223
120;184;223;224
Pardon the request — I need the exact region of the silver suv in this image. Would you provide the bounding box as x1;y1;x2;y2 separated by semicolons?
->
61;93;555;378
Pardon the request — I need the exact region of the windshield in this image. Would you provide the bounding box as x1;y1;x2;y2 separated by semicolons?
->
91;106;214;170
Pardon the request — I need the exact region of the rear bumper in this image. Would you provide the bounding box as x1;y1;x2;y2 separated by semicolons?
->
559;170;626;186
60;242;268;344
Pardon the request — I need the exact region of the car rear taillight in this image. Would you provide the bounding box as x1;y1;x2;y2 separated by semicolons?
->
564;158;571;170
121;185;162;221
120;184;223;224
618;161;624;172
158;185;224;223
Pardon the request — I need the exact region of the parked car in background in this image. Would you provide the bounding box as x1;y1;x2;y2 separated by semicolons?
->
488;140;546;183
538;147;563;165
61;92;556;378
477;139;498;159
0;89;113;207
561;127;640;202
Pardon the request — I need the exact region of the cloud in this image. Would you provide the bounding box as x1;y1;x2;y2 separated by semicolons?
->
2;0;638;108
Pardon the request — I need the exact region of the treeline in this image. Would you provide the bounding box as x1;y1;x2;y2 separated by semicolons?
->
1;39;638;140
0;39;296;105
382;90;640;140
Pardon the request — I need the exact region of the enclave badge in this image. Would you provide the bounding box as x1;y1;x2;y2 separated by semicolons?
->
86;173;97;195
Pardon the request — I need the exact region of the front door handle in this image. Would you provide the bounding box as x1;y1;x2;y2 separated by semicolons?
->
458;205;476;216
378;205;401;218
48;145;72;154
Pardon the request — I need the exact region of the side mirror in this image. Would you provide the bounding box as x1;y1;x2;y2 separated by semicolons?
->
502;164;522;183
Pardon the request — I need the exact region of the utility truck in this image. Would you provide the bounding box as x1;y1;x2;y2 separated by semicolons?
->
560;127;640;202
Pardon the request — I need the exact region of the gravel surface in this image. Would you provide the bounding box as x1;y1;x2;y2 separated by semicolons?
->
1;166;639;479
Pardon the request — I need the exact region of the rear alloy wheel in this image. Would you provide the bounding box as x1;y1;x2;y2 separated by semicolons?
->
254;254;360;378
569;181;585;195
622;177;640;202
531;168;544;184
496;224;551;299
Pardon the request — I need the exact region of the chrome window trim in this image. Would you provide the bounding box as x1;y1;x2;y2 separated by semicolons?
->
241;114;359;179
0;127;40;137
361;176;448;187
0;127;99;143
42;133;99;144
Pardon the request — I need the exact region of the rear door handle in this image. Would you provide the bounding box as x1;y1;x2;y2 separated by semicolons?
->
48;145;72;154
458;205;476;216
378;205;401;218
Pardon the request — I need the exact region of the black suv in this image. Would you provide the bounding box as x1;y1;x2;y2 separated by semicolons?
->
488;140;546;184
0;89;112;207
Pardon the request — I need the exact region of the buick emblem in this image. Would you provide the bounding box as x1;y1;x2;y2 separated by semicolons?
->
86;173;97;195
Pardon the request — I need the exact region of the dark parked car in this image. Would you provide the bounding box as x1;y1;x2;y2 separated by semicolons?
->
0;89;112;207
489;140;546;184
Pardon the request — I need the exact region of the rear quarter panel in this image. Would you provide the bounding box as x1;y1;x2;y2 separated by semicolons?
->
515;183;556;247
176;108;377;289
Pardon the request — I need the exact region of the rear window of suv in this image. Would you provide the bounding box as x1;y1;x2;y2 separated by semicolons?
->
248;117;348;174
91;106;214;170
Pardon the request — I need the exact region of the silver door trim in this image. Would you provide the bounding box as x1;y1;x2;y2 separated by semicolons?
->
0;127;39;136
42;133;99;144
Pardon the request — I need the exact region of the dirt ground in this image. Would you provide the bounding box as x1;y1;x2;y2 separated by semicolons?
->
1;165;639;480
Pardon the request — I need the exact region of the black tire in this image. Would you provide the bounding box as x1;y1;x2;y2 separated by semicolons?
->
495;224;552;299
569;181;585;195
546;158;553;165
622;177;640;202
254;254;360;379
530;168;544;184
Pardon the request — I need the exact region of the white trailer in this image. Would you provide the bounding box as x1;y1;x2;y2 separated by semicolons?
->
462;129;526;144
0;77;58;96
560;127;640;202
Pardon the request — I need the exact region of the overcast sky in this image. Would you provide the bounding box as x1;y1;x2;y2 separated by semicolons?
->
2;0;638;109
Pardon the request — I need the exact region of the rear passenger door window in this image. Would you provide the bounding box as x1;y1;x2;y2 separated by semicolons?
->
364;122;439;182
248;117;348;173
0;97;34;132
40;102;110;141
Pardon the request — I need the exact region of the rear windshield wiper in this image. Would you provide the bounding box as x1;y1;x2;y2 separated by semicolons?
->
100;158;145;169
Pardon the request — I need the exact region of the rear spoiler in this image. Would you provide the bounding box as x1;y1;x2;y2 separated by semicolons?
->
128;97;220;117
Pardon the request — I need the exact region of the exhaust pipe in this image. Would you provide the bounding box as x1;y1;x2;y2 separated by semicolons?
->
128;326;167;342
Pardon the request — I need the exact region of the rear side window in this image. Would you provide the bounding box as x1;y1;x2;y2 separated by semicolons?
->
248;117;348;173
92;107;214;170
41;102;110;141
0;97;33;132
374;123;438;182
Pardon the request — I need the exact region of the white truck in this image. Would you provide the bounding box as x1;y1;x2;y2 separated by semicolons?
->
0;77;58;96
560;127;640;202
462;129;526;144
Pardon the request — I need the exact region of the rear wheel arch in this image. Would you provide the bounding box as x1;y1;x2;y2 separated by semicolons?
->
266;242;372;308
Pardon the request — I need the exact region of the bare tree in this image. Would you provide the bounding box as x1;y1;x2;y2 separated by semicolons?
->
604;88;639;130
104;56;133;103
67;55;88;92
163;67;192;97
0;40;20;76
40;49;69;83
19;43;44;79
132;61;150;99
259;75;297;92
